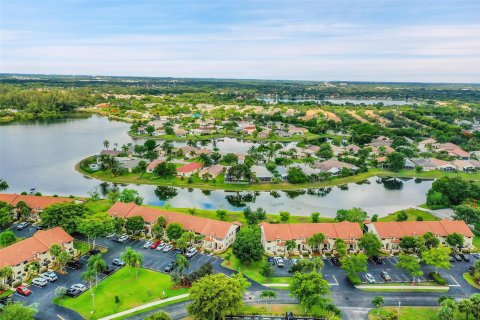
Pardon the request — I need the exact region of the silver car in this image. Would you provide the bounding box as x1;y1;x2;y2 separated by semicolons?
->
365;273;376;284
71;283;87;292
40;271;58;282
32;277;48;287
143;241;153;248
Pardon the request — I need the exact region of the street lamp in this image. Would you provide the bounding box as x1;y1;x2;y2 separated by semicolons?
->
398;301;401;317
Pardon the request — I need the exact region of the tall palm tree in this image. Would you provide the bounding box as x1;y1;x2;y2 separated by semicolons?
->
259;290;277;312
103;140;110;150
121;247;143;278
87;254;107;287
81;269;96;311
176;255;189;274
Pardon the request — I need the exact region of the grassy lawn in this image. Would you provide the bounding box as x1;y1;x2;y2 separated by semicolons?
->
239;304;304;316
378;208;440;222
463;272;480;289
221;251;290;284
0;290;13;298
55;267;188;320
358;282;449;292
369;306;468;320
473;236;480;251
73;241;91;256
114;296;190;320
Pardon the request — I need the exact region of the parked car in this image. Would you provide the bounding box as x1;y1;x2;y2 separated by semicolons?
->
174;248;183;254
143;241;153;249
449;255;456;263
274;257;285;267
65;288;82;298
164;261;176;273
150;240;162;249
185;248;197;258
365;273;376;284
32;277;48;287
371;256;384;264
117;235;129;243
452;254;463;262
89;248;101;255
267;257;275;264
380;271;392;282
459;253;470;262
66;259;82;269
163;244;173;252
106;232;116;239
40;271;58;282
16;222;30;230
16;286;32;296
468;265;476;275
290;258;298;265
71;283;87;292
472;253;480;259
101;266;114;275
156;243;167;251
112;258;125;267
35;224;45;230
330;256;341;266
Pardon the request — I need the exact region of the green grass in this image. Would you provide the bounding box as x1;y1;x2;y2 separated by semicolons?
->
55;267;188;320
0;290;13;298
239;304;304;316
473;236;480;251
113;296;190;320
221;251;290;284
73;241;91;256
378;208;440;222
369;306;469;320
463;272;480;289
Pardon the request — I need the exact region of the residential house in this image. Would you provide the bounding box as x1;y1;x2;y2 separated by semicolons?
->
107;202;241;252
0;193;76;221
0;227;75;284
259;221;363;255
174;129;187;137
345;144;361;154
177;146;198;158
453;159;480;172
410;158;456;171
418;138;437;152
368;136;392;148
258;129;271;139
99;150;122;157
274;130;291;138
365;220;475;253
313;159;359;175
146;159;165;173
117;157;143;173
198;164;225;179
243;126;257;135
432;143;470;160
236;153;246;164
176;162;203;178
288;125;308;136
251;165;273;182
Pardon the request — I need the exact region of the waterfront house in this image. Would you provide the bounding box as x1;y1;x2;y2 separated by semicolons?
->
410;158;456;171
364;220;474;253
146;159;165;173
107;202;240;252
313;159;359;175
176;162;203;178
0;227;75;284
251;165;273;182
174;129;187;137
259;221;363;255
198;164;225;179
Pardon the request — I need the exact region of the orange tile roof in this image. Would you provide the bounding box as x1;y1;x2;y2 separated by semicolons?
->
0;227;73;267
107;202;240;239
371;220;474;239
259;221;363;242
146;159;164;171
176;162;203;173
0;193;74;210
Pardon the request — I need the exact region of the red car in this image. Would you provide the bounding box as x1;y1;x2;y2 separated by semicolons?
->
16;285;32;296
150;240;162;249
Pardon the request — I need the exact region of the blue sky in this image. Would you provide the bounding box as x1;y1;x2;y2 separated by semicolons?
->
1;0;479;82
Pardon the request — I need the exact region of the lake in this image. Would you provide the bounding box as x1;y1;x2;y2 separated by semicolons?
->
0;115;432;217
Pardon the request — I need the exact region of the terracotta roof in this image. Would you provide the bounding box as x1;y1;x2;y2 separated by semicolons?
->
199;164;225;176
370;220;474;239
107;202;240;239
259;221;363;242
0;227;73;267
176;162;203;173
0;193;75;210
146;159;164;171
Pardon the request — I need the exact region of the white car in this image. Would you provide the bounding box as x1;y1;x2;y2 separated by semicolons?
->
40;271;58;282
32;277;48;287
156;243;167;251
274;257;285;267
106;232;116;239
185;248;197;258
365;273;376;284
143;241;153;248
117;235;129;243
71;283;87;292
163;244;173;252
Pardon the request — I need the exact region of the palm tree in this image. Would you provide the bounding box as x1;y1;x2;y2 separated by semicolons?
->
121;247;143;278
49;244;62;268
259;290;277;312
87;254;107;287
307;233;326;252
176;255;189;274
371;296;384;315
0;267;13;286
81;269;96;311
103;140;110;150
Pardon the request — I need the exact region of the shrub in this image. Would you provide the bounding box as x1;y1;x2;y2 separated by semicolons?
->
430;271;447;285
416;216;424;221
347;273;362;285
115;295;120;304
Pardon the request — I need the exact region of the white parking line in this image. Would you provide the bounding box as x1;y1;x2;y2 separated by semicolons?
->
449;275;460;287
328;275;339;286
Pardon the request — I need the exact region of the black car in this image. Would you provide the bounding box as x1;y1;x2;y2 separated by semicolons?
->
89;249;101;255
65;288;82;298
164;261;176;273
0;296;13;305
35;224;45;230
449;255;456;263
66;259;83;269
16;222;30;230
453;254;463;262
468;265;476;275
330;256;341;266
101;266;114;275
472;253;480;259
174;248;183;254
371;256;384;264
459;253;470;262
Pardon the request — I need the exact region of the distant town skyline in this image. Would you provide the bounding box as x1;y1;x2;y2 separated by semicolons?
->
1;0;479;83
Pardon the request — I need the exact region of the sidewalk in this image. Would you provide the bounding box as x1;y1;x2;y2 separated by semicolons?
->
98;293;189;320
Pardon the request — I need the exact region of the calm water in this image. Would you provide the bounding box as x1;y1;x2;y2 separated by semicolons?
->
0;115;432;217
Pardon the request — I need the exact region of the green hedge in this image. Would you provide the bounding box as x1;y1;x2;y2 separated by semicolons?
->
347;273;362;285
429;272;447;285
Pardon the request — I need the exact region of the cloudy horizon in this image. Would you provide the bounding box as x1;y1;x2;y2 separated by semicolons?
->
1;0;479;83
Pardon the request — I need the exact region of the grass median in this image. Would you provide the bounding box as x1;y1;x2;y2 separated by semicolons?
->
54;267;188;320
